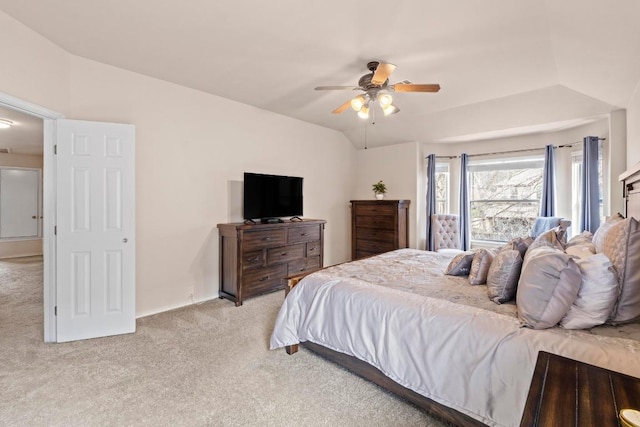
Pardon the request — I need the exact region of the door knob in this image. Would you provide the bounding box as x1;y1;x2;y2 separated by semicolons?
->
123;238;128;243
32;216;36;219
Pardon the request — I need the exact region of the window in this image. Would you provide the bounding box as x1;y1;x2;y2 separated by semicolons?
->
435;163;449;214
469;157;544;242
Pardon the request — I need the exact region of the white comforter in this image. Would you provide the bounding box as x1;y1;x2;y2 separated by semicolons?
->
270;249;640;427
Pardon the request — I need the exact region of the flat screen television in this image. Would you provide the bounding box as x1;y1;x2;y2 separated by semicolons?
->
243;172;303;222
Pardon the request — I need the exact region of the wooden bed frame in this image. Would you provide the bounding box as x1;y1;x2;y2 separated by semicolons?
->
283;161;640;427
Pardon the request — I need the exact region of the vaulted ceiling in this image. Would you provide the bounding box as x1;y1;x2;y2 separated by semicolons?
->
1;0;639;150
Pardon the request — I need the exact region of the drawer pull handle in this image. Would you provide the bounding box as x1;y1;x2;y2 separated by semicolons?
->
262;237;271;241
300;233;307;236
281;252;287;256
248;256;259;262
260;276;270;282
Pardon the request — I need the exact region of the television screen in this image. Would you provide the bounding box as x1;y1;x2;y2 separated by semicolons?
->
243;173;303;221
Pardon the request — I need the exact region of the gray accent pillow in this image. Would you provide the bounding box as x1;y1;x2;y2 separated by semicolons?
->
445;252;475;276
602;217;640;323
517;246;582;329
469;248;496;285
503;236;531;259
486;249;523;304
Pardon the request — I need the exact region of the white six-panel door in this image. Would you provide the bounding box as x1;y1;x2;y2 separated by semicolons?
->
56;119;135;342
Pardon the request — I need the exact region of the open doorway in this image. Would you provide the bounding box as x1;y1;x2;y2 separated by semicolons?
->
0;92;62;342
0;105;45;339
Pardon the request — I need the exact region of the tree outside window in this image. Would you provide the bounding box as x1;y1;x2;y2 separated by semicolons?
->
469;158;544;242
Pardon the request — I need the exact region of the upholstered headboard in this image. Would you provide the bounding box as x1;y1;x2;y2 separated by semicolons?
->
620;162;640;220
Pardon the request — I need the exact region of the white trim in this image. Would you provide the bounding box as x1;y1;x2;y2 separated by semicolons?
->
43;120;57;342
0;91;64;343
0;93;63;120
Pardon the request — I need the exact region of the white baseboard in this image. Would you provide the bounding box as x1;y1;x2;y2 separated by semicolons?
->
136;294;220;319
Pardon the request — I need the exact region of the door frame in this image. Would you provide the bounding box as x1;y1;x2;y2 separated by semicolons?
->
0;92;63;342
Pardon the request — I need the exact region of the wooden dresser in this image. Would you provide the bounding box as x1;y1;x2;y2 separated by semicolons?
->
350;200;410;260
217;219;325;306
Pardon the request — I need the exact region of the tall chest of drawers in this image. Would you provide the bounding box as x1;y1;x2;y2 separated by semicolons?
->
351;200;410;260
217;219;325;306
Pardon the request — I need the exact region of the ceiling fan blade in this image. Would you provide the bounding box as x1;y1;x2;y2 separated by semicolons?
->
315;86;361;91
393;83;441;93
332;99;353;114
371;62;396;85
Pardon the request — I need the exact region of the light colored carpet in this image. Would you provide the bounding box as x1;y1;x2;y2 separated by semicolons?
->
0;257;447;427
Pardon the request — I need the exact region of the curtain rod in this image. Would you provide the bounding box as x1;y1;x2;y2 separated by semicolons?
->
430;138;605;160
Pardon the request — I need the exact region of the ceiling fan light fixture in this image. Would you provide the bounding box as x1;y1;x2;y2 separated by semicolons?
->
351;95;365;112
379;94;393;108
357;105;370;119
382;104;399;116
0;119;12;129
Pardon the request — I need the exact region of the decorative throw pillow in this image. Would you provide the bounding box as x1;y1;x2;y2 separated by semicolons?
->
517;246;582;329
592;213;624;253
486;249;523;304
565;231;594;249
560;253;618;329
601;217;640;323
503;236;531;259
527;227;565;252
445;251;475;276
468;248;496;285
565;244;596;259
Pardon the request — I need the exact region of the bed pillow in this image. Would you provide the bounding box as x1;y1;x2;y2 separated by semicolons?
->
527;227;565;252
593;213;624;253
517;246;582;329
445;251;475;276
486;249;523;304
565;243;595;259
566;231;594;248
560;253;618;329
601;217;640;323
503;236;531;259
469;248;496;285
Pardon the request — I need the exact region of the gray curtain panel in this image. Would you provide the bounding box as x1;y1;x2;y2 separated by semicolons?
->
540;144;556;216
459;153;471;250
580;136;601;232
425;154;437;251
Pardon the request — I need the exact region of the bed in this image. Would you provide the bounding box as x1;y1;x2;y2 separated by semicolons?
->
270;162;640;427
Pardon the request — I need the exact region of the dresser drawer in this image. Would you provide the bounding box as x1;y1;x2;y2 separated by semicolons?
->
287;225;320;244
288;256;320;276
355;238;395;254
241;250;264;270
306;241;322;257
355;215;395;229
355;227;395;242
242;229;286;250
243;264;286;294
354;204;395;216
266;244;305;265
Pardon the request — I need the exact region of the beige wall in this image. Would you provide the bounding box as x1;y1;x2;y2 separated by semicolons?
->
66;63;355;317
0;11;70;114
0;11;355;317
354;142;421;249
0;153;44;259
627;85;640;168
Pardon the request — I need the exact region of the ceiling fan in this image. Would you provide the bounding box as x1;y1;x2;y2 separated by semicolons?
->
315;61;440;119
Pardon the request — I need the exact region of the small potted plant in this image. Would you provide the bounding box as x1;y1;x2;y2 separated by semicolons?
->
372;180;387;200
